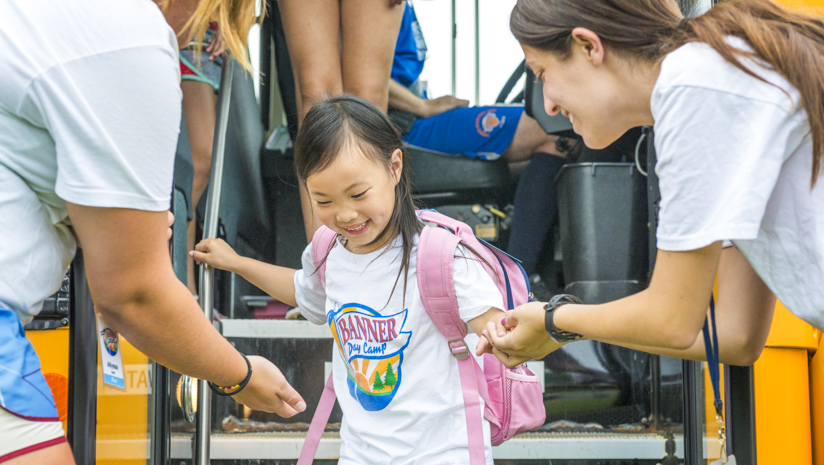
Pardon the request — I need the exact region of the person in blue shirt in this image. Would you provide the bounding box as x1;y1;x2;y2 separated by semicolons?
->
388;2;576;284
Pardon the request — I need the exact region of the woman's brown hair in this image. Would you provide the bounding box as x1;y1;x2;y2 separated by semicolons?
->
511;0;824;186
161;0;264;72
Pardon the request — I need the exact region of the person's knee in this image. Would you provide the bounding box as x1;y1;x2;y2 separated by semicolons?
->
298;76;343;108
342;79;388;109
190;141;213;189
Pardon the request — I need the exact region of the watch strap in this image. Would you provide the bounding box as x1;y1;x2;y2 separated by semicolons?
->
544;294;583;343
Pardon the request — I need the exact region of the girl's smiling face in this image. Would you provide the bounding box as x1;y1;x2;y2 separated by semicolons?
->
306;142;402;254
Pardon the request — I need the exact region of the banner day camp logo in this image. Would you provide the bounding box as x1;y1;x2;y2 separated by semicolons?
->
328;303;412;411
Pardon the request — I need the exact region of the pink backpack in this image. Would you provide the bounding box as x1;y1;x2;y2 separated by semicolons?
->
298;210;546;465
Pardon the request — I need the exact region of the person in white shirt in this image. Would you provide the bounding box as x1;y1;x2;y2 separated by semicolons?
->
479;0;824;367
191;95;505;464
0;1;304;463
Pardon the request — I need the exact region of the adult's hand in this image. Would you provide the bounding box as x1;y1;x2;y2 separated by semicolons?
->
167;210;174;241
421;95;469;118
233;356;306;416
480;301;565;368
206;30;226;61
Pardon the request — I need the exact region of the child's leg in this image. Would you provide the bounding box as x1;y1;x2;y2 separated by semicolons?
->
182;80;218;293
279;0;345;242
278;0;344;125
341;0;405;112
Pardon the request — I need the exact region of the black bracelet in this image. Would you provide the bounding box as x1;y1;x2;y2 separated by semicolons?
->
208;352;253;397
544;294;584;343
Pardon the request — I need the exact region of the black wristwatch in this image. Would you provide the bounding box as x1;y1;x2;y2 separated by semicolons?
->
544;294;583;343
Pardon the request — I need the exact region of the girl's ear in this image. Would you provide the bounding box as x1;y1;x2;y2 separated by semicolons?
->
390;149;403;185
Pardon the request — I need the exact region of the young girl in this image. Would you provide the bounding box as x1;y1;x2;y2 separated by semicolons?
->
191;95;505;464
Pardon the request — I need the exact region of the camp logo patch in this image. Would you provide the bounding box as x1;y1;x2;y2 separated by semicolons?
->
328;304;411;411
475;108;505;137
101;328;119;356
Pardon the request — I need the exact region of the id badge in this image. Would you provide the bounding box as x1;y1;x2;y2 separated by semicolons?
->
710;455;737;465
97;314;126;390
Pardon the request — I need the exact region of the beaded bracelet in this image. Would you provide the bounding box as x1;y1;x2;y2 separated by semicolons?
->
208;352;253;397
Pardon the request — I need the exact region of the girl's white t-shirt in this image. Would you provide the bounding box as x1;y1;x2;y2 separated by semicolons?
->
295;234;503;465
0;0;181;323
652;39;824;329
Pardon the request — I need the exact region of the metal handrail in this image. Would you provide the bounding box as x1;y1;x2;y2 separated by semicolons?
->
194;57;235;465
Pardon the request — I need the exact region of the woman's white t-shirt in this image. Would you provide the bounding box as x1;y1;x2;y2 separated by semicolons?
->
652;39;824;329
295;234;503;465
0;0;181;323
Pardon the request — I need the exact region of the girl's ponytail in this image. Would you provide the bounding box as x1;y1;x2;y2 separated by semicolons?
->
511;0;824;186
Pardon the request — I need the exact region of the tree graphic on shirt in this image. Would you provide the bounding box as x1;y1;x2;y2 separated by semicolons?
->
383;363;397;390
371;369;385;393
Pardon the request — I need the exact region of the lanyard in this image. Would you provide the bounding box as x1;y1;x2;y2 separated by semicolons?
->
703;296;736;465
702;297;723;417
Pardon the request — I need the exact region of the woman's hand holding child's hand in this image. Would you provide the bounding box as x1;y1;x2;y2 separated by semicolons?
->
479;302;566;368
190;238;241;272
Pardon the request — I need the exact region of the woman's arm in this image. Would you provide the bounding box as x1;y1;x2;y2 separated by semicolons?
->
68;204;305;415
191;238;298;307
619;246;775;364
555;243;722;350
486;243;775;367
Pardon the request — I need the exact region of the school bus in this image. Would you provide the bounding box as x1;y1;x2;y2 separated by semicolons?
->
24;0;824;464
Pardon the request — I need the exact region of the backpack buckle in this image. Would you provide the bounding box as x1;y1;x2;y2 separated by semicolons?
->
448;339;470;360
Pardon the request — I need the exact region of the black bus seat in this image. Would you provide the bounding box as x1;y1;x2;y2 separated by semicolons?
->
404;144;510;207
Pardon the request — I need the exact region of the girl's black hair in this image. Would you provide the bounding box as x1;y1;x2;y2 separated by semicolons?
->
294;94;423;303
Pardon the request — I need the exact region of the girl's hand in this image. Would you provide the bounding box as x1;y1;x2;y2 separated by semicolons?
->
232;356;307;416
190;238;241;272
206;31;226;61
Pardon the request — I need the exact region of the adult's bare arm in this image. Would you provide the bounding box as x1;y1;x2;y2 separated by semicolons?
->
388;79;468;118
487;242;775;368
618;246;775;365
66;203;305;415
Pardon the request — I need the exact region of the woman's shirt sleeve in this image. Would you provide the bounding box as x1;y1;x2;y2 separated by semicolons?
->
651;82;809;251
452;246;505;323
293;244;328;325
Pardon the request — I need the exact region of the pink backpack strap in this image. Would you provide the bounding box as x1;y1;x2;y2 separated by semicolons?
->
299;227;339;464
297;374;336;465
417;225;488;465
311;226;339;288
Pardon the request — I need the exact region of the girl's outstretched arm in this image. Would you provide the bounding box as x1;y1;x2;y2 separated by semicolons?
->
191;238;298;307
